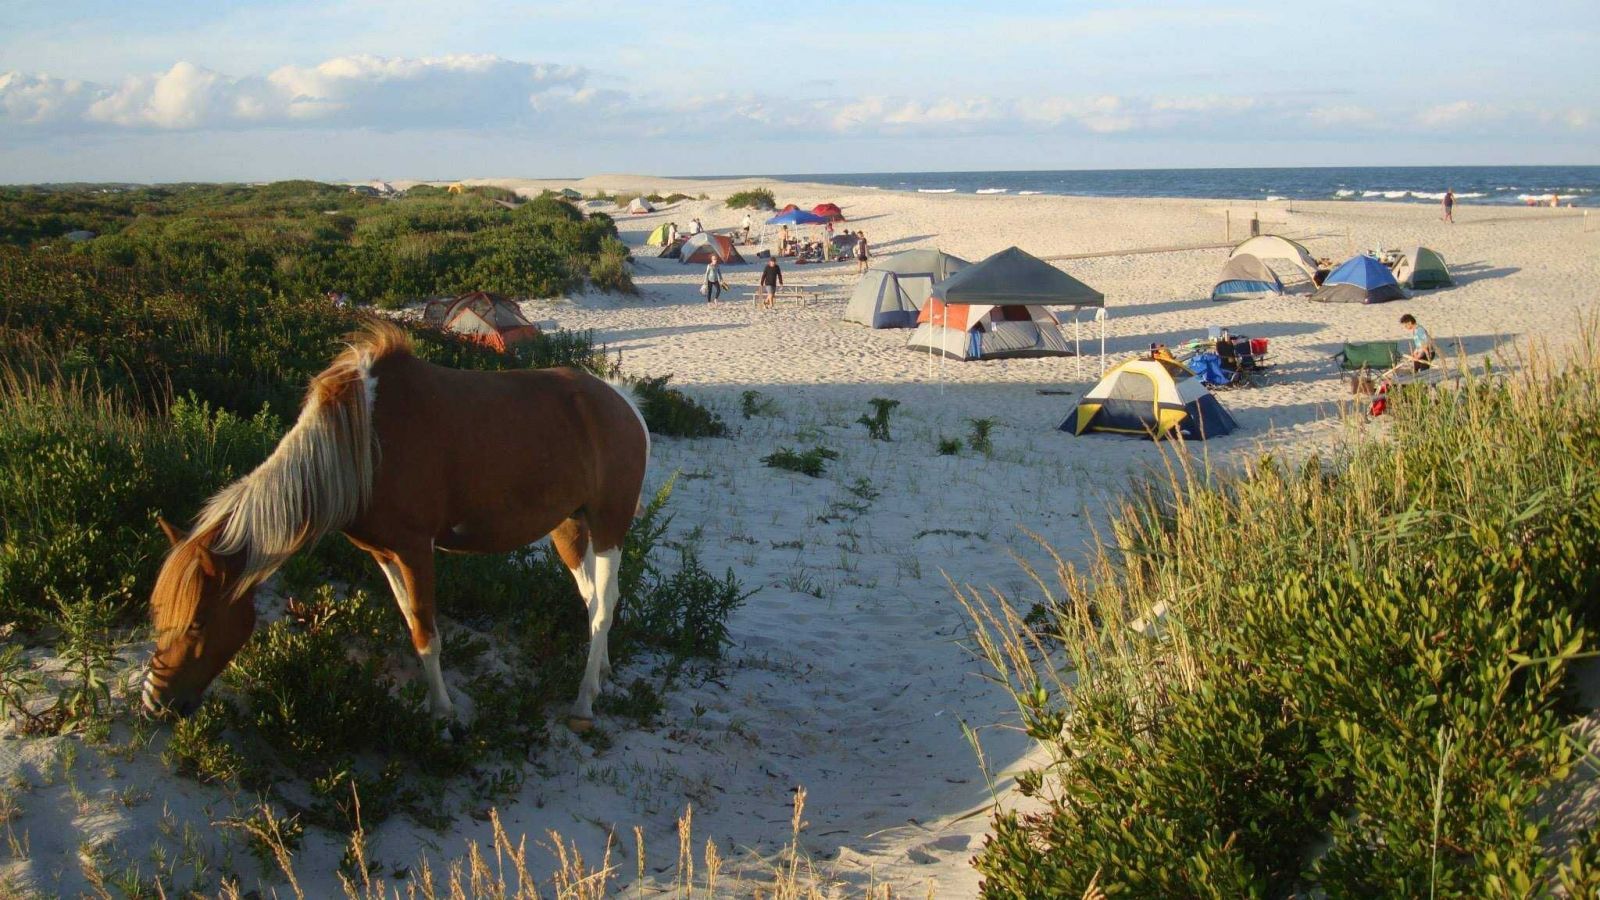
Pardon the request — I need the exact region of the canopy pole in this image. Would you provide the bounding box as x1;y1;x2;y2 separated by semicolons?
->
1074;314;1081;379
1096;307;1108;376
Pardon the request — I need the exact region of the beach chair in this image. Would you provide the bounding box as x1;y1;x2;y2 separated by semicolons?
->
1334;341;1403;394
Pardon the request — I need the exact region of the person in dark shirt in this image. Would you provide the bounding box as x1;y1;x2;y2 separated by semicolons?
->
855;232;870;274
1442;189;1454;223
759;257;783;309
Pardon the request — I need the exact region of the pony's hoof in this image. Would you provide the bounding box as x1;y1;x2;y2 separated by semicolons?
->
567;715;595;734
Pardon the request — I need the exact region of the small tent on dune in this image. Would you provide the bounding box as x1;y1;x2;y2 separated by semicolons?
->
678;233;745;265
1311;255;1407;304
812;203;845;222
844;249;970;329
627;197;655;214
1067;357;1237;441
1393;246;1453;289
645;223;674;246
906;247;1103;360
559;188;582;200
1211;253;1284;300
1229;235;1320;285
777;203;800;214
424;291;541;353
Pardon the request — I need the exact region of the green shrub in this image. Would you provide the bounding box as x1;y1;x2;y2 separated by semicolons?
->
966;416;995;455
629;375;727;438
740;390;778;419
936;437;961;455
725;189;776;210
0;376;281;630
761;446;839;478
965;343;1600;897
856;398;900;441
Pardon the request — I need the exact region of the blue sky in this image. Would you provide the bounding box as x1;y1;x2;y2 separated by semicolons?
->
2;0;1596;181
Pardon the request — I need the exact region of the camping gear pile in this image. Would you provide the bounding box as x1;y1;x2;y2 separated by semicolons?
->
422;291;541;353
1175;333;1272;388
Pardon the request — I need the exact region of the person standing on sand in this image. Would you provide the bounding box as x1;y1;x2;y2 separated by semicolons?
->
855;232;870;274
1442;189;1454;223
759;257;783;309
704;256;726;303
741;213;753;243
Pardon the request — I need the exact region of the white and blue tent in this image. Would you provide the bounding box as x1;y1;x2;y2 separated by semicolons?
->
1211;254;1284;300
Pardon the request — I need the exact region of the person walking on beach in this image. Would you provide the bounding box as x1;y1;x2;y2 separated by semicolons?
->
1442;189;1455;223
759;256;783;309
741;213;753;243
854;232;870;274
704;256;726;303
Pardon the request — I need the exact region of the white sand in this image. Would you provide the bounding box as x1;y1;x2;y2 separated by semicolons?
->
3;177;1596;896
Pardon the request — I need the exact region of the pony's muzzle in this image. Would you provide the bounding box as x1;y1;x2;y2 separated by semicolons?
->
141;674;198;719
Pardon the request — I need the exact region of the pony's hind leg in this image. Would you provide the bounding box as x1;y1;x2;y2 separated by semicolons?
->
552;518;613;731
370;548;457;720
569;545;622;730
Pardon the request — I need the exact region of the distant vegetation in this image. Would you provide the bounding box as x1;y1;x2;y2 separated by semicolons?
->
965;343;1600;897
0;179;634;304
725;189;776;210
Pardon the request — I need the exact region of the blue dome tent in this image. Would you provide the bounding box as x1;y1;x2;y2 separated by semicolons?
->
1311;255;1407;304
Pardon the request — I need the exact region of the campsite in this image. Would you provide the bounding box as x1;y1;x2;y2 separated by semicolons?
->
1;172;1598;897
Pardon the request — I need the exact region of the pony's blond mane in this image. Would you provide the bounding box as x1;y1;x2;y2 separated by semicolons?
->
151;321;410;635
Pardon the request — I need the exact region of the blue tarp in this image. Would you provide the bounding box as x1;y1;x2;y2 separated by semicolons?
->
766;209;829;225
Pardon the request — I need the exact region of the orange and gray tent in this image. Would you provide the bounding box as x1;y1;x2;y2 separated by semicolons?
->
1392;246;1453;289
1211;253;1284;300
678;232;745;265
844;248;969;328
426;291;541;353
1066;357;1237;440
905;247;1101;360
1228;235;1319;285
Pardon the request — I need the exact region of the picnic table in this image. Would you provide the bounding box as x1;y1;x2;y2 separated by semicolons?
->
745;284;825;307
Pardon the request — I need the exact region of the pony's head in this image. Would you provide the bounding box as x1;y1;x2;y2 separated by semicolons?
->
143;518;258;717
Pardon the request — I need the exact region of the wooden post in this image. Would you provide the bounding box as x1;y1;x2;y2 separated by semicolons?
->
1226;210;1231;242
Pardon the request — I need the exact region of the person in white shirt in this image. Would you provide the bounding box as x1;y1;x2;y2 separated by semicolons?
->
690;217;703;235
741;213;753;243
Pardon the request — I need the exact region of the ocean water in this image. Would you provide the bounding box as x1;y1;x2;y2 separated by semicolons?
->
763;166;1600;207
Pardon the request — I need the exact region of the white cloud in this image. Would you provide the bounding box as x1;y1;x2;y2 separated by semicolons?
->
3;55;593;132
4;56;1593;150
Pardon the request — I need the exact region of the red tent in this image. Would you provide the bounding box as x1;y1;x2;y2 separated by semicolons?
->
778;203;800;214
812;203;845;222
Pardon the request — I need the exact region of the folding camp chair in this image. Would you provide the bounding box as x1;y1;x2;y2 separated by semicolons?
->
1334;341;1403;394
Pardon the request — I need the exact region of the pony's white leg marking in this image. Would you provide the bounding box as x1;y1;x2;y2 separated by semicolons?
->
375;556;454;717
417;636;452;716
571;547;622;724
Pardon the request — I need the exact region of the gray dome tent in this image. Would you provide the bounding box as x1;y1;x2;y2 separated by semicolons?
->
1392;246;1453;289
844;249;970;328
1211;253;1285;300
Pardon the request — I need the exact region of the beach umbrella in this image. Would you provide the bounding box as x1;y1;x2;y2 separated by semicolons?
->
766;209;830;226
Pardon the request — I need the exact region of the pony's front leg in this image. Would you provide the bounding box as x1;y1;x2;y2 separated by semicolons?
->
371;548;457;720
568;546;622;732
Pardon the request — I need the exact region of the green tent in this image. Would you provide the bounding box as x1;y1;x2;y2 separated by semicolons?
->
645;223;674;246
1393;246;1453;289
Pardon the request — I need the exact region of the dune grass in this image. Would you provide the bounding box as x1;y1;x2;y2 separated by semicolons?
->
961;334;1600;896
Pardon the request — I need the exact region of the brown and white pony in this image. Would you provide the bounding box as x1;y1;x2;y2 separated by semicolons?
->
143;321;649;730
